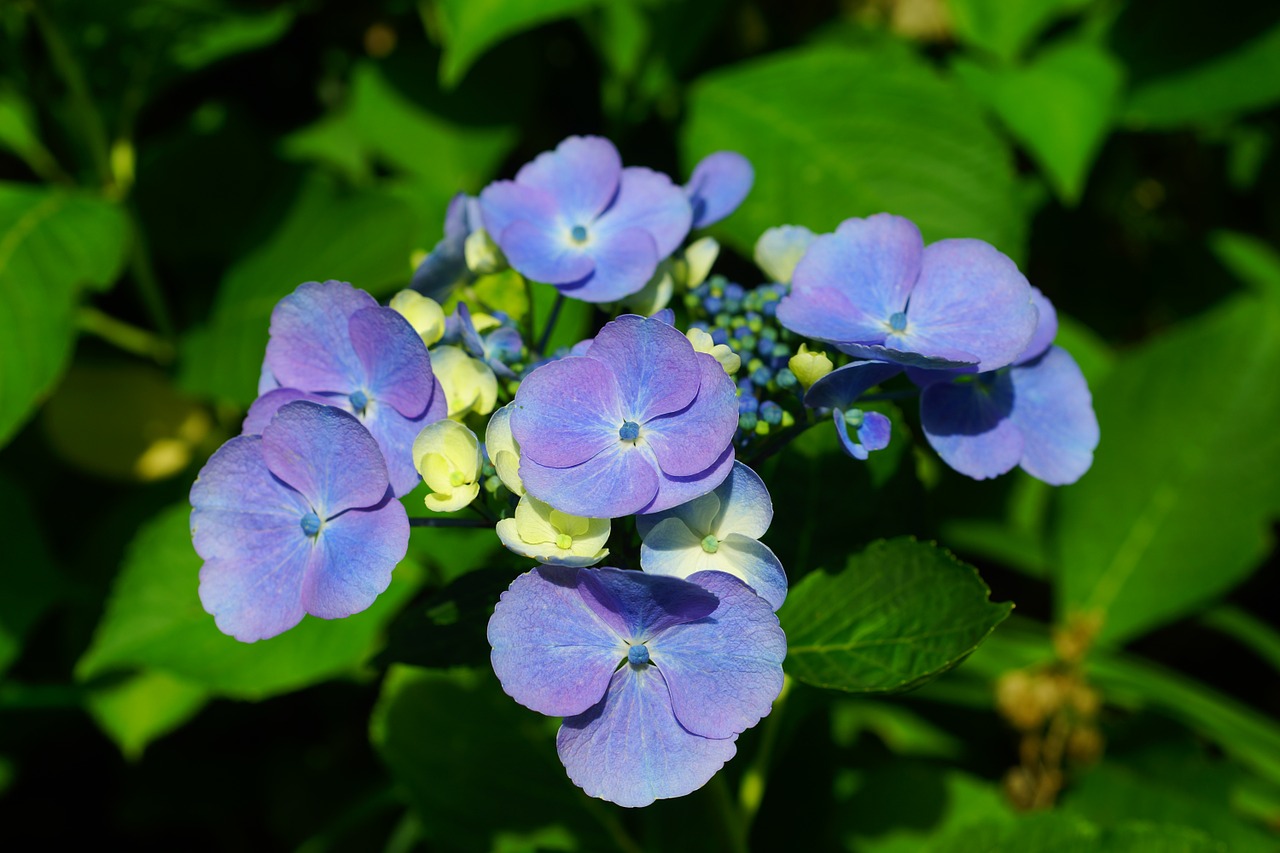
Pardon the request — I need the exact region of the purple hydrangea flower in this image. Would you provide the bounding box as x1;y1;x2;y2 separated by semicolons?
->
410;193;481;302
685;151;754;229
190;401;409;642
479;136;692;303
488;565;786;807
250;280;447;497
511;314;738;518
833;408;891;461
910;289;1099;485
777;214;1038;371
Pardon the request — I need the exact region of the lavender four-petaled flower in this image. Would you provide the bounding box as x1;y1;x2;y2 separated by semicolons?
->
190;401;409;642
511;314;738;518
488;565;786;808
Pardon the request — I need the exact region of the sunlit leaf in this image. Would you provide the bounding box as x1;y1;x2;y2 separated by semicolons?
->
946;0;1090;61
434;0;602;87
85;670;209;760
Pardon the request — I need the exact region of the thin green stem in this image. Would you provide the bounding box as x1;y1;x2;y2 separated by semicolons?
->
124;209;176;338
739;674;792;829
408;516;492;529
77;306;175;363
535;293;566;356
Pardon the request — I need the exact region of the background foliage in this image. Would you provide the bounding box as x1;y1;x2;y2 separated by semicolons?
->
1;0;1279;849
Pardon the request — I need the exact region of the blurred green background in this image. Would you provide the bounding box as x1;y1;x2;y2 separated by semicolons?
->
1;0;1279;849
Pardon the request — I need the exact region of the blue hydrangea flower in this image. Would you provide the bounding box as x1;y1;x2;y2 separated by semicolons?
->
833;408;892;461
410;193;482;302
637;461;788;610
511;314;738;517
684;151;753;229
777;214;1038;371
450;302;524;379
488;565;786;808
909;289;1099;485
480;136;692;303
250;280;447;497
191;401;409;642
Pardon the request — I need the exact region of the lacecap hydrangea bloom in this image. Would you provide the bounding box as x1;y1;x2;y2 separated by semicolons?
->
250;280;446;497
777;214;1038;370
191;401;408;641
488;566;785;807
511;314;738;517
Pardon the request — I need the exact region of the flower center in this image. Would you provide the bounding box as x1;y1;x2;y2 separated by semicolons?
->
701;534;719;554
618;420;640;442
888;311;908;333
555;533;573;550
570;224;589;244
843;408;865;429
349;390;369;413
449;469;467;487
300;511;322;537
627;644;650;666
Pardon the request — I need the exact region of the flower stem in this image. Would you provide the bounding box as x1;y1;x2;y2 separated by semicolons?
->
407;517;492;529
535;293;565;356
739;674;792;829
77;306;175;363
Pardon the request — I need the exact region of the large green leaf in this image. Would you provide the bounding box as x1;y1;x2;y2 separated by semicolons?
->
0;183;129;445
77;504;422;700
434;0;601;87
681;43;1026;260
1053;295;1280;644
0;476;63;676
1209;230;1280;303
946;0;1090;61
178;175;417;405
780;538;1012;692
0;89;60;179
953;40;1124;204
85;670;209;760
370;666;611;851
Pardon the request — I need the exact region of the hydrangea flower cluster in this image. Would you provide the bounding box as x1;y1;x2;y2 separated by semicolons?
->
190;134;1099;808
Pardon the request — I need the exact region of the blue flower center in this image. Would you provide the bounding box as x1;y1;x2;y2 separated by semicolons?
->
619;420;640;442
300;511;322;537
349;390;369;412
627;644;650;666
570;224;589;244
888;311;908;332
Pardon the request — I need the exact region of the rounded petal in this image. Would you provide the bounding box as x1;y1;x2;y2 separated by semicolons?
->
198;541;310;643
557;666;738;808
708;461;772;539
260;401;390;515
594;166;692;258
712;536;788;611
302;495;407;619
585;314;700;422
646;443;735;515
242;388;341;435
479;181;559;248
804;361;903;410
776;281;881;346
1010;346;1098;485
649;571;786;739
639;517;712;578
644;354;738;477
348;307;434;418
488;565;627;717
564;227;658;303
857;411;892;452
265;280;375;394
1017;286;1059;364
636;492;720;540
920;375;1023;480
358;400;426;498
500;218;595;285
485;402;524;495
576;567;720;641
686;151;753;229
754;225;816;285
900;239;1037;372
520;444;659;519
514;135;622;224
389;289;446;347
510;356;624;468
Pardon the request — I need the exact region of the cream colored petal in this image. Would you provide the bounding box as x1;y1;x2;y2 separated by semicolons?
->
513;495;558;546
390;290;446;346
419;452;455;495
493;450;524;496
550;508;590;538
425;481;478;513
496;517;539;560
684;236;719;288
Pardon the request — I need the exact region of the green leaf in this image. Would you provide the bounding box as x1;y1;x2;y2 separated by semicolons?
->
0;183;129;445
780;538;1013;692
681;43;1026;261
926;812;1224;852
85;670;209;760
178;175;417;405
1054;295;1280;644
0;475;62;676
77;504;422;700
1209;230;1280;303
946;0;1090;61
0;89;60;179
830;700;963;759
434;0;601;88
166;3;295;71
953;41;1124;203
370;666;609;851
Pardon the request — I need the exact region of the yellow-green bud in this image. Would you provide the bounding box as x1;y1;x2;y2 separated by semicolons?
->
789;344;833;390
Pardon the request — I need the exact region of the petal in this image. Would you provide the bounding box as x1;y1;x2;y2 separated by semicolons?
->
265;280;375;394
500;218;596;285
644;354;738;477
557;666;738;808
686;151;753;229
302;495;408;619
776;282;884;346
636;492;720;540
1017;286;1059;364
649;571;786;739
198;539;310;643
585;315;700;422
520;444;660;519
834;409;870;461
563;227;658;303
242;388;342;435
488;565;627;717
349;307;434;419
594;167;692;258
478;181;559;246
510;356;624;468
709;461;772;540
485;402;524;495
711;536;788;611
513;494;560;546
920;374;1023;480
639;517;713;578
839;342;976;369
804;361;903;410
754;225;816;285
577;566;719;640
260;401;390;515
899;239;1038;372
514;135;622;224
856;411;892;452
1009;346;1099;485
646;443;735;515
361;400;428;498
